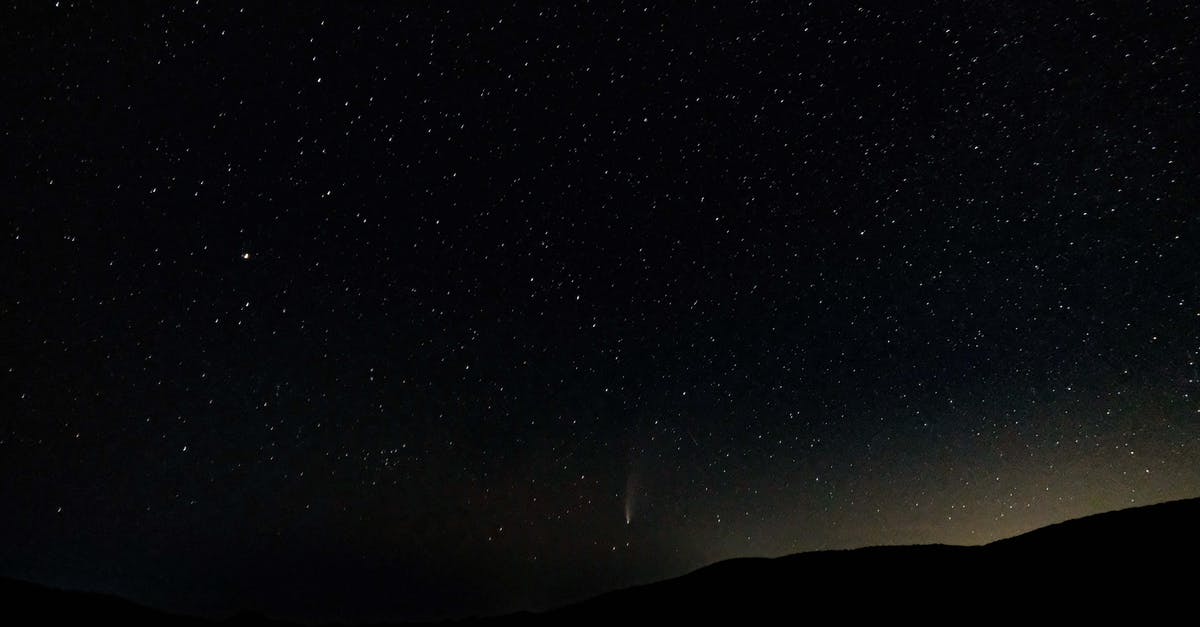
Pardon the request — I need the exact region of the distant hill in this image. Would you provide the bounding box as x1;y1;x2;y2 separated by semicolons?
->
4;497;1197;625
540;497;1200;624
0;575;209;627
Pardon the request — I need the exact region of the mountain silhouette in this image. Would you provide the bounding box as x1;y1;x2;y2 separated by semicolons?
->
4;497;1197;625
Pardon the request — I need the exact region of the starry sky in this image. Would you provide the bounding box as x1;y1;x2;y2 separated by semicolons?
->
3;1;1199;623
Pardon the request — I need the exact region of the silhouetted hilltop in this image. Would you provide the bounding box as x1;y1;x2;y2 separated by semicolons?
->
0;576;210;626
4;497;1197;625
541;497;1200;624
987;495;1200;555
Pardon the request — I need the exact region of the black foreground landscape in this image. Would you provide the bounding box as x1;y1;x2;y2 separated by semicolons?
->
6;496;1197;625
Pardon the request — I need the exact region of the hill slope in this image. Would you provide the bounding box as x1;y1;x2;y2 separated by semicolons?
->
541;497;1200;624
4;497;1197;625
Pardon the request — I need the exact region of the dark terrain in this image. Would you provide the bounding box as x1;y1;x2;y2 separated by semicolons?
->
5;497;1197;625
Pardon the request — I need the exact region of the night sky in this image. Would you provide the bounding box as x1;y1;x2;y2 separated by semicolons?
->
4;1;1199;622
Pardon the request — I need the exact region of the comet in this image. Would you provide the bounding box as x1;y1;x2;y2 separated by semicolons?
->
623;470;638;525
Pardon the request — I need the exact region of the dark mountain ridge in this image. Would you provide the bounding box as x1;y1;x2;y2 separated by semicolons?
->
5;497;1197;625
